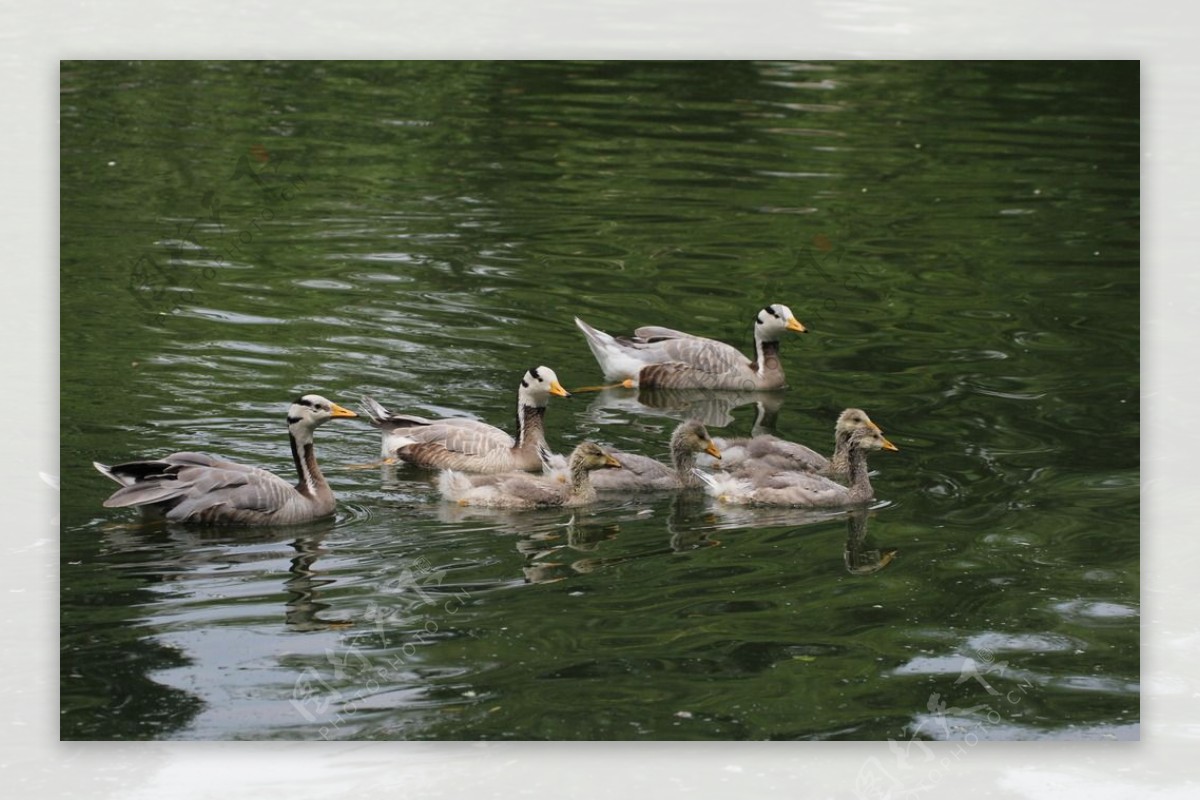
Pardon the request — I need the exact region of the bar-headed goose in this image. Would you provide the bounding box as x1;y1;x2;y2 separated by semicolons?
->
438;442;621;509
361;366;569;473
574;304;807;390
94;394;358;525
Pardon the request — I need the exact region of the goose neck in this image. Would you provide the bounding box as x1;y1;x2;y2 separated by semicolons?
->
514;402;547;451
289;423;330;502
753;338;782;379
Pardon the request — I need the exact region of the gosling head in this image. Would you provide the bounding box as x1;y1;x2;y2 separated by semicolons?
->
672;419;722;460
836;408;881;435
846;424;899;454
570;441;623;471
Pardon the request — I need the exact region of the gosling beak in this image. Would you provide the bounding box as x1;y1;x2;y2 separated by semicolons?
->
868;421;882;433
786;317;808;334
549;380;571;398
603;454;622;469
881;436;899;452
704;442;723;460
330;403;358;418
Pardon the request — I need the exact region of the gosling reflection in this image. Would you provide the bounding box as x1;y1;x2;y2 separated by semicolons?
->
842;509;898;576
697;504;898;576
520;514;624;584
524;494;721;583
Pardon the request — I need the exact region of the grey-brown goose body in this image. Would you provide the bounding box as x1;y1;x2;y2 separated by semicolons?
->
94;395;357;526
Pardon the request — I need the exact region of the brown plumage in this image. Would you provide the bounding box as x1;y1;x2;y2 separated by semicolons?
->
589;419;722;492
94;394;358;525
700;408;884;480
438;442;621;509
361;366;569;473
696;424;899;508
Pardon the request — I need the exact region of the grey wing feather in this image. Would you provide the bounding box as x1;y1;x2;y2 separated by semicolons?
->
590;451;675;491
363;396;510;448
497;475;567;506
652;337;751;374
363;393;520;469
631;325;701;341
395;421;521;471
736;465;854;507
165;467;299;522
98;452;299;521
638;360;754;391
717;436;830;474
409;420;515;454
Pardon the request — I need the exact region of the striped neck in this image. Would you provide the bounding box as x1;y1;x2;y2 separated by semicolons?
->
289;424;325;498
514;403;547;451
752;339;781;379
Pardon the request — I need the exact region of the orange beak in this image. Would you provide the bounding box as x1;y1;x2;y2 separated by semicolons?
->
786;317;808;334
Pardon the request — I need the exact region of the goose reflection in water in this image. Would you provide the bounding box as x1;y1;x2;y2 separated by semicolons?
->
97;518;353;630
579;385;785;430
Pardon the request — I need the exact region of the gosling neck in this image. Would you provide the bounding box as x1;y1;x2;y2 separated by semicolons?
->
568;457;593;492
844;444;875;504
828;428;855;478
670;440;702;487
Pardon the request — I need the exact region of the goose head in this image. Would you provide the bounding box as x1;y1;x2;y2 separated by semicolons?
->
287;394;358;430
755;303;808;340
672;419;722;460
518;366;571;407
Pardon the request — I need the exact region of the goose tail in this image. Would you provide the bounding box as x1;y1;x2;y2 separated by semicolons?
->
574;316;642;382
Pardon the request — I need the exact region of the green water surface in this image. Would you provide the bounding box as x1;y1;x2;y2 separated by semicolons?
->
60;60;1139;741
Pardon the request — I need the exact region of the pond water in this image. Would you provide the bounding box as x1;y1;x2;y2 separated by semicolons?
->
60;60;1139;741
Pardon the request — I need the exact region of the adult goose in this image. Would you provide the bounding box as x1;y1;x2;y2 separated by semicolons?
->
589;419;723;493
438;442;621;509
701;408;884;480
94;394;358;525
574;304;807;390
361;366;569;473
696;424;898;508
